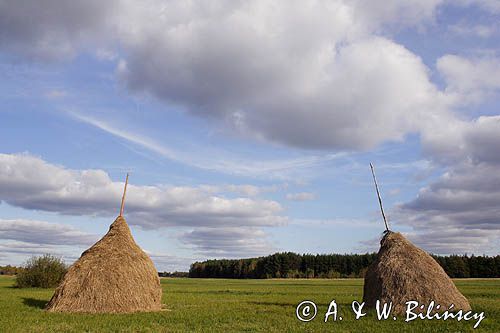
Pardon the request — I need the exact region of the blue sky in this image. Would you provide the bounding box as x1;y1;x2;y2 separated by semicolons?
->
0;0;499;271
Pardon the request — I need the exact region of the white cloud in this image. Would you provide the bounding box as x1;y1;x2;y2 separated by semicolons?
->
0;217;197;271
2;1;499;257
405;228;500;255
1;0;451;150
117;21;444;149
0;219;97;245
0;153;287;229
392;113;500;254
0;241;71;257
0;152;290;265
286;192;316;201
399;162;500;217
393;159;500;255
422;115;500;165
0;218;96;267
437;55;500;104
363;109;500;255
0;0;116;61
180;227;275;258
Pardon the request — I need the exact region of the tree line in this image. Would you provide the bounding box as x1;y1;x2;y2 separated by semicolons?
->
0;265;23;275
159;271;189;278
189;252;500;279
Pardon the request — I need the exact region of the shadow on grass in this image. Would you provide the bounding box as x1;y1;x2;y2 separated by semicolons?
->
22;297;48;309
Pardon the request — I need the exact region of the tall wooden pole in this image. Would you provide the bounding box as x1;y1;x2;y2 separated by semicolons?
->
119;173;129;217
370;163;389;232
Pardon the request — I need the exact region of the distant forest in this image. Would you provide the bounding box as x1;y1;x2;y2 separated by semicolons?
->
189;252;500;279
3;252;499;278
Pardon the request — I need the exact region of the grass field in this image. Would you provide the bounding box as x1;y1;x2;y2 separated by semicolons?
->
0;276;498;332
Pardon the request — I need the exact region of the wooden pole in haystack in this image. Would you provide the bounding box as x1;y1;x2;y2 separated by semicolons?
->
119;173;129;217
370;163;389;232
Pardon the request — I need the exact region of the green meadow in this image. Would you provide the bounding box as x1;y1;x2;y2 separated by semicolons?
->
0;276;498;332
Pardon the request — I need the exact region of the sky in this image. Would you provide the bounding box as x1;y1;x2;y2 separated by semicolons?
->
0;0;499;271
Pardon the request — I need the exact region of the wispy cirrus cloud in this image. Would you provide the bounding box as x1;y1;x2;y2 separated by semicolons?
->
70;112;345;179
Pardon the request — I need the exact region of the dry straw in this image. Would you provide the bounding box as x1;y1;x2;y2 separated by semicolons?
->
363;231;471;314
46;175;162;313
364;163;470;314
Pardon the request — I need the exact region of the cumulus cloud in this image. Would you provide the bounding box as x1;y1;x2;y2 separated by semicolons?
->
0;219;95;266
422;115;500;164
0;218;197;270
398;162;500;227
1;0;451;150
0;153;286;229
286;192;316;201
1;1;499;256
405;228;500;255
389;112;500;255
0;219;97;245
180;227;275;258
0;0;116;61
0;152;290;261
437;55;500;104
393;114;500;254
0;241;71;257
117;5;444;149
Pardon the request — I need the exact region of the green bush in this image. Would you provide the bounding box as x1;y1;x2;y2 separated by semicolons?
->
15;254;67;288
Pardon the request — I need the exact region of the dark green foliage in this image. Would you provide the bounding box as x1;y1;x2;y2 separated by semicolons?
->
190;252;500;279
189;252;378;278
15;254;67;288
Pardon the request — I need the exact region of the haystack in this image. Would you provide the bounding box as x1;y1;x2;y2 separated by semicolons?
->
363;231;471;314
45;215;162;313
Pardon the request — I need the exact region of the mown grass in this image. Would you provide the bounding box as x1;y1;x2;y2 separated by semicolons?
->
0;276;498;332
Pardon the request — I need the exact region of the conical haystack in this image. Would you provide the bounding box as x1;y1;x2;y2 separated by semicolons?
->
46;216;162;313
363;231;470;314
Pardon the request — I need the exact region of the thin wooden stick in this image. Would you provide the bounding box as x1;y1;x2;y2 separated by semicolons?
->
119;173;129;217
370;163;389;232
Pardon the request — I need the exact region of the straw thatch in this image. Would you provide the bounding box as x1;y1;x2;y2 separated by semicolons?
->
363;231;471;314
45;216;162;313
